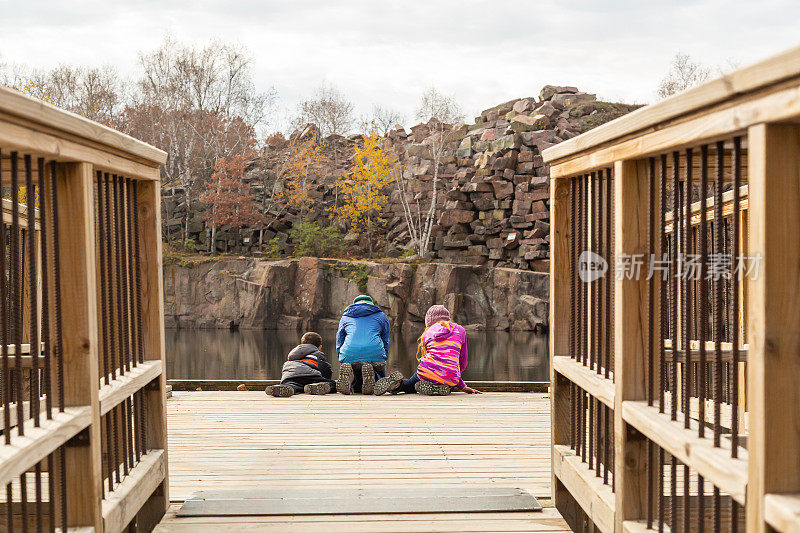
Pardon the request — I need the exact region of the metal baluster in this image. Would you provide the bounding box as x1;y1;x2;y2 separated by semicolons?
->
699;145;709;439
683;149;693;429
11;153;24;433
731;137;741;458
1;149;10;444
49;163;64;412
38;160;52;421
25;155;40;428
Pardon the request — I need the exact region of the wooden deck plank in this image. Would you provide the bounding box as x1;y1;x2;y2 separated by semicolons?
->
157;391;566;532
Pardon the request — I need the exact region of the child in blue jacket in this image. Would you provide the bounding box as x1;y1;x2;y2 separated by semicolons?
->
335;295;390;394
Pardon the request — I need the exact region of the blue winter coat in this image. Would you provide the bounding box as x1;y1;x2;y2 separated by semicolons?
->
336;303;391;363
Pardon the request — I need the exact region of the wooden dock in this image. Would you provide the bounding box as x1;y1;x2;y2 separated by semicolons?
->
156;391;568;532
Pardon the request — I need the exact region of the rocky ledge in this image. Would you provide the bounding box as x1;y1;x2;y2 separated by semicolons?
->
163;257;548;332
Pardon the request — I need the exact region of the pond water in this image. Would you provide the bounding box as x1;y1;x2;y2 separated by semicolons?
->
165;328;549;382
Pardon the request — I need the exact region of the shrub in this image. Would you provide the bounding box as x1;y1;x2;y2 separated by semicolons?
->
263;237;281;258
289;222;343;258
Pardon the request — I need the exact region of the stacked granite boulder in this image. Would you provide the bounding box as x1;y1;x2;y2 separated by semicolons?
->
161;86;639;268
384;86;631;270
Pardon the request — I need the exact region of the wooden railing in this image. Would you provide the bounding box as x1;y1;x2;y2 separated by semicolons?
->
544;45;800;533
0;86;168;531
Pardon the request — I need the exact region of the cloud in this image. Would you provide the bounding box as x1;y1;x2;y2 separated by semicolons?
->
2;0;799;132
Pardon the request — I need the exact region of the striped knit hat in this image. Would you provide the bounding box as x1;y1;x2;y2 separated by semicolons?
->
353;295;373;305
425;305;451;327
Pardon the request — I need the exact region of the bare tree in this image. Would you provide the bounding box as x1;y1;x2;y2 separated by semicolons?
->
371;104;405;135
123;36;275;241
294;82;354;137
398;87;465;256
657;53;711;99
0;61;125;125
415;86;465;125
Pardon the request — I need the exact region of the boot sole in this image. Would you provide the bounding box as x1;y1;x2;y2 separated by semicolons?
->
336;363;355;395
415;380;451;396
374;370;404;396
361;363;375;395
265;384;294;397
304;382;333;395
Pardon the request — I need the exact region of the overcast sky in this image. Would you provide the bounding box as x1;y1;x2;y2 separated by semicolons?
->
2;0;799;133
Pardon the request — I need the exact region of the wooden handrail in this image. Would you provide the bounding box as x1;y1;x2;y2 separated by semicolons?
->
0;85;166;167
0;86;169;529
549;45;800;532
542;45;800;163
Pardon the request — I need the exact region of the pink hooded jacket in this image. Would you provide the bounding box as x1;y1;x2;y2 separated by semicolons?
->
416;322;469;389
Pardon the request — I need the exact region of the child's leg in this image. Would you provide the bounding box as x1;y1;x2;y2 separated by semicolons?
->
351;363;364;393
304;378;336;395
414;379;451;396
360;362;376;395
336;363;356;394
359;361;386;395
371;361;386;380
398;372;421;394
265;381;298;397
374;370;404;395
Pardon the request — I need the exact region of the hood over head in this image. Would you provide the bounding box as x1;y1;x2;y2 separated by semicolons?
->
342;302;383;318
427;321;454;341
287;343;326;361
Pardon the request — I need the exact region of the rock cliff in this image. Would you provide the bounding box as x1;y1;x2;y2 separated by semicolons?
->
164;258;548;332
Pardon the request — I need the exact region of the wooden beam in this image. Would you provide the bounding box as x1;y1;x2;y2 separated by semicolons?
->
746;123;800;532
0;116;161;180
543;45;800;163
622;520;663;533
764;493;800;533
548;82;800;178
613;159;650;529
0;407;91;486
55;162;103;530
102;449;166;532
99;360;162;416
621;400;747;504
552;356;615;409
0;85;166;165
135;179;170;528
0;397;48;428
549;176;574;515
552;445;615;533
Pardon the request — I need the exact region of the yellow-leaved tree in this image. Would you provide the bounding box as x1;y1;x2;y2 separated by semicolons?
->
284;137;324;218
334;129;397;255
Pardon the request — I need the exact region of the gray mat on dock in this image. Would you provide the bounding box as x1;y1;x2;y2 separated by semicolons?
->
177;487;542;516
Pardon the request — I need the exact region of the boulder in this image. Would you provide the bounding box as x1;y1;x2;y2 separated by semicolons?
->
439;209;475;226
492;180;515;200
509;114;550;133
539;85;578;101
490;134;522;153
551;92;596;109
456;137;472;158
512;98;534;114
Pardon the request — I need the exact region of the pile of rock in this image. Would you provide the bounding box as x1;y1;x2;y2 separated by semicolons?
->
160;86;639;269
384;86;635;270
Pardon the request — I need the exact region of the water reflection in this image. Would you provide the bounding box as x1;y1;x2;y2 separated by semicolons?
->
165;328;549;382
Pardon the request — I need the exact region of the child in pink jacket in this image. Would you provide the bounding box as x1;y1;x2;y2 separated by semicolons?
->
374;305;482;396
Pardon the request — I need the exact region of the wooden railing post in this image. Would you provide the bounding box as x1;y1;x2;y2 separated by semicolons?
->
746;123;800;532
56;161;103;529
613;159;650;531
550;176;583;528
134;179;170;530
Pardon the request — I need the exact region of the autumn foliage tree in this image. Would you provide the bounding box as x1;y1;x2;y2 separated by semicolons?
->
283;137;324;217
334;130;395;255
200;154;265;253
